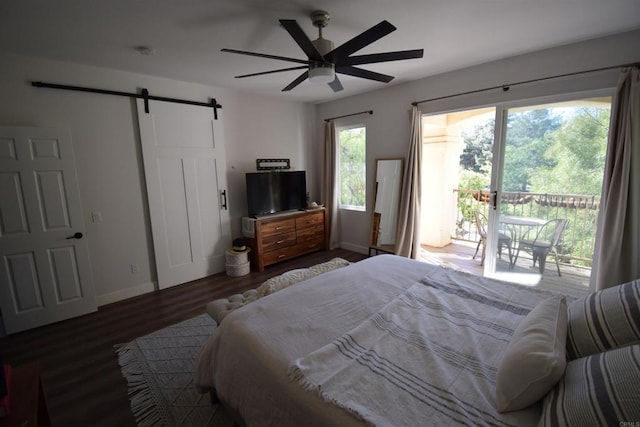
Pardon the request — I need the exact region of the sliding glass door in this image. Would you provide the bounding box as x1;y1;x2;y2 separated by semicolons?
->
485;93;612;290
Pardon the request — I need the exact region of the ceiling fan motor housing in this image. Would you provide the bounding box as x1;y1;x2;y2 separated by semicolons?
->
312;37;334;58
309;36;334;83
310;37;335;83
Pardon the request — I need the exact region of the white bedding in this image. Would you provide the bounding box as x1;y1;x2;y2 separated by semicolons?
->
195;255;559;426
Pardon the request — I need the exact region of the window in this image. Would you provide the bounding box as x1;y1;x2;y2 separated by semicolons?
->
337;125;366;210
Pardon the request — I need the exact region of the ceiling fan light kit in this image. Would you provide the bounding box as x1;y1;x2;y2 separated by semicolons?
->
308;64;335;84
222;10;424;93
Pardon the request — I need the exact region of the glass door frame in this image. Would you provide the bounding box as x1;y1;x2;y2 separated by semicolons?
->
482;88;615;278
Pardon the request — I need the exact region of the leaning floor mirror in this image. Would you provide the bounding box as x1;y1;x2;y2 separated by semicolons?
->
369;158;404;256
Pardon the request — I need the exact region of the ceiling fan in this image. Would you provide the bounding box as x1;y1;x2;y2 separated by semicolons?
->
221;10;424;92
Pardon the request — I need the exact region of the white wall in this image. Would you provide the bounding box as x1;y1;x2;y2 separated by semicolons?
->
0;53;314;306
315;29;640;254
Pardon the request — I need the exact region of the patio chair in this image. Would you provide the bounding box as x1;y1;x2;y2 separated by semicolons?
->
472;211;513;266
512;218;569;276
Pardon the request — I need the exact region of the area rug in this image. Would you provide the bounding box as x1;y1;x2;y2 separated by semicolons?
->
116;314;233;427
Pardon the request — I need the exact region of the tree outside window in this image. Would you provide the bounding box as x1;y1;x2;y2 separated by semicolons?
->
338;125;366;210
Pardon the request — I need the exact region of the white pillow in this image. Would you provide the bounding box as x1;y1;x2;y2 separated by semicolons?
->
495;295;567;412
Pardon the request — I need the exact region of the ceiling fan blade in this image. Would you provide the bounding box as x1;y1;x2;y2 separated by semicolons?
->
328;76;344;92
282;71;309;91
340;49;424;66
221;48;309;65
235;66;309;79
336;66;394;83
279;19;324;62
326;20;396;62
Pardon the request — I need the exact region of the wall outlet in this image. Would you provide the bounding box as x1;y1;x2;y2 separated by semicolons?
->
130;264;140;275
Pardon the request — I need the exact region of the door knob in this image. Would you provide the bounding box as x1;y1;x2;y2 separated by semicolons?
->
66;232;84;239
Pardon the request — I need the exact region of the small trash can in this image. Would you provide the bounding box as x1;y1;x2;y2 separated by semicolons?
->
225;248;250;277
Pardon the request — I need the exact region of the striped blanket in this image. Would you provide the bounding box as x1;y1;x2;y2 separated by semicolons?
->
288;276;552;427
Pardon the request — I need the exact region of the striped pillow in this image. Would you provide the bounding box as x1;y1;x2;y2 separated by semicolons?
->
539;344;640;426
566;278;640;360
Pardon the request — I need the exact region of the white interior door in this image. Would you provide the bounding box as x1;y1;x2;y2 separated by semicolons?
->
0;126;97;334
137;100;231;289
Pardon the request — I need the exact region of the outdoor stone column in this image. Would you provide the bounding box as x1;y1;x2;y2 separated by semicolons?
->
420;122;465;247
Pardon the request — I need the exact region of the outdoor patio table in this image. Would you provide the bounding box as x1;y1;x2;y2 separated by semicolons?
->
499;215;547;268
500;215;548;227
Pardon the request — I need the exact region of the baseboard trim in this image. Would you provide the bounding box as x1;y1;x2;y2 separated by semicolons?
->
339;242;368;255
96;281;156;306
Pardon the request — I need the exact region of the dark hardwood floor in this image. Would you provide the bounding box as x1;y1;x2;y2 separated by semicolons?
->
0;249;367;427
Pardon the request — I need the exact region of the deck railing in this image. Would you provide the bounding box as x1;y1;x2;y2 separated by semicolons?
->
453;189;600;267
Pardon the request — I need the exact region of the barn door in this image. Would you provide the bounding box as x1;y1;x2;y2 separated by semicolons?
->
136;100;231;289
0;126;97;334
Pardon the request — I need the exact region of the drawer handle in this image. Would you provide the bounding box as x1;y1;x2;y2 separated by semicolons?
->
276;240;285;244
275;226;284;230
278;254;286;259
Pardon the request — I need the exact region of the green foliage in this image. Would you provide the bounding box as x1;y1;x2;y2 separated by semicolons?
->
502;109;562;191
530;108;609;195
458;169;490;191
338;127;366;208
460;119;494;174
457;169;490;221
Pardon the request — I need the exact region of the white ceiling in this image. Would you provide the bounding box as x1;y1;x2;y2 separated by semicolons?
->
2;0;640;104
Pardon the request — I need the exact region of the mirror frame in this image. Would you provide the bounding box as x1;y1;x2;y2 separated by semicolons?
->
369;157;404;256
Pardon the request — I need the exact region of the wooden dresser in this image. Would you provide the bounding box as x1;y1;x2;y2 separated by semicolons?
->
246;208;329;271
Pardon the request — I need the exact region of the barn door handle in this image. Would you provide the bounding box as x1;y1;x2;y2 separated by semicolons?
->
66;232;84;239
221;190;228;210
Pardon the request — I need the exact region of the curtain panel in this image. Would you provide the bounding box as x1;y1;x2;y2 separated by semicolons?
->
322;120;340;249
591;67;640;290
395;106;423;258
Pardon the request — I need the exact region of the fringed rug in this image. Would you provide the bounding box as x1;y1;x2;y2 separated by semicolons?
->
116;314;233;426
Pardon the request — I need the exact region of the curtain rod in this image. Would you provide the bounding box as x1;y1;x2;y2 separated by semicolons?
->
412;62;640;106
324;110;373;122
31;81;222;119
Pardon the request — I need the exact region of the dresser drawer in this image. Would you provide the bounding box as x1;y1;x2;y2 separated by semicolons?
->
262;231;296;252
261;218;296;237
296;212;324;230
297;224;324;243
295;237;325;255
263;245;301;265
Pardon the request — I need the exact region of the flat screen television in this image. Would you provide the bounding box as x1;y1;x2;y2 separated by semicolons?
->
246;171;307;217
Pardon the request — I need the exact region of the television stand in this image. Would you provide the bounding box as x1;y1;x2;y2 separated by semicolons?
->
244;208;329;271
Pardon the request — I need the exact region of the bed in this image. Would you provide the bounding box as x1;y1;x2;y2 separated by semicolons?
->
195;254;640;426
